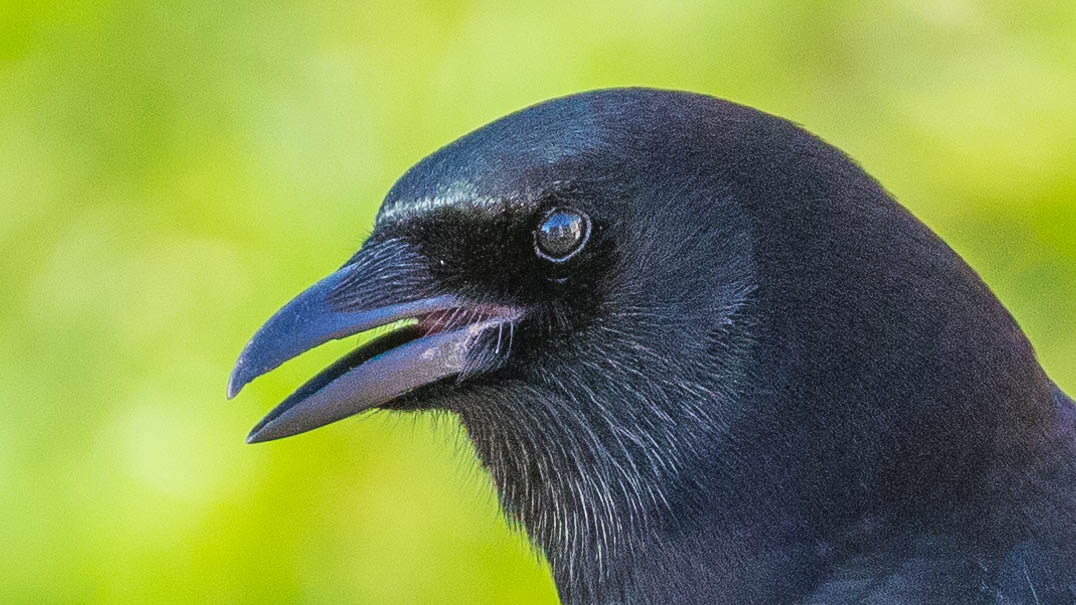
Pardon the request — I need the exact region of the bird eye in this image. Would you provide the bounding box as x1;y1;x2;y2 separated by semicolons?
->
535;208;590;262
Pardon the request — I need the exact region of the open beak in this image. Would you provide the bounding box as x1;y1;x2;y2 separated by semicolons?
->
228;239;521;443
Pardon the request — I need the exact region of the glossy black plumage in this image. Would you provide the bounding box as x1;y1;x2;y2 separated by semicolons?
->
231;89;1076;604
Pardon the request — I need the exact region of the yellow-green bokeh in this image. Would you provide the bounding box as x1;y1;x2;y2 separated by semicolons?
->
2;1;1074;603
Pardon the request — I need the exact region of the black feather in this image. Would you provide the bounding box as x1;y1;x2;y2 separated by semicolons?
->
351;89;1076;603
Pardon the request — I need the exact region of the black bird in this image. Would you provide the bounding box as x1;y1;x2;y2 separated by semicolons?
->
228;89;1076;604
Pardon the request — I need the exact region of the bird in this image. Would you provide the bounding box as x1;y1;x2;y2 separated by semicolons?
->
227;88;1076;604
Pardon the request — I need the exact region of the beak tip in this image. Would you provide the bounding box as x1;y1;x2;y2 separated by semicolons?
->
226;375;242;400
246;421;272;444
246;410;289;443
227;357;255;400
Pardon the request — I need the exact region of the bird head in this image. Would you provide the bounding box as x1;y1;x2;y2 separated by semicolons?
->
228;89;1050;601
229;89;758;447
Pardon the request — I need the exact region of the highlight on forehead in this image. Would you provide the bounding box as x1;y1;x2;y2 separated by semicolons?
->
376;182;533;226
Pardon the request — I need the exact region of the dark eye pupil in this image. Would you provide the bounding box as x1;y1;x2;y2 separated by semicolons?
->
536;209;589;261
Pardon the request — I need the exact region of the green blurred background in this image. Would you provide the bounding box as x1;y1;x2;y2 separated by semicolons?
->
2;1;1074;603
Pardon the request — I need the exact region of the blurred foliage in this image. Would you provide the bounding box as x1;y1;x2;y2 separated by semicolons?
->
1;1;1074;603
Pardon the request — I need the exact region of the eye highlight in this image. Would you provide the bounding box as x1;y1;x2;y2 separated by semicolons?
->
535;208;590;262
